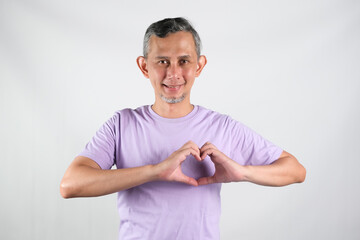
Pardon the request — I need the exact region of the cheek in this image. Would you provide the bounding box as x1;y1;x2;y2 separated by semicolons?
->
149;68;166;82
183;68;197;80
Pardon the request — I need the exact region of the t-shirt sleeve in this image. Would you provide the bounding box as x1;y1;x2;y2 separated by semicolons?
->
78;114;118;170
229;118;283;166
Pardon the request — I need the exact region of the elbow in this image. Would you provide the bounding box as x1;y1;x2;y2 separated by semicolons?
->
296;165;306;184
60;179;77;199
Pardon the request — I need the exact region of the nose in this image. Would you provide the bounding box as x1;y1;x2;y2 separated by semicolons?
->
166;63;181;80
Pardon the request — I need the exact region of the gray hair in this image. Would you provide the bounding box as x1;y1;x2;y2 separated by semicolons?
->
143;17;202;59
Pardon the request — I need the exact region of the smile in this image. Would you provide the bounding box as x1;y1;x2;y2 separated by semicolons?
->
162;84;184;90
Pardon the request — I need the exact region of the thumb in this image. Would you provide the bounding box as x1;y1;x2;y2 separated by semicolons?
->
197;176;216;186
177;173;199;187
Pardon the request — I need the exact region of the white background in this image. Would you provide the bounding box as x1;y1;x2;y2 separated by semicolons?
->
1;0;359;239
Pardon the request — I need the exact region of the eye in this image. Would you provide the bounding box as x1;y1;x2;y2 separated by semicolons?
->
179;59;189;65
159;60;169;64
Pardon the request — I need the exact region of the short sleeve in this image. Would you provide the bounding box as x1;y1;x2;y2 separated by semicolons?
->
230;118;283;166
78;114;119;169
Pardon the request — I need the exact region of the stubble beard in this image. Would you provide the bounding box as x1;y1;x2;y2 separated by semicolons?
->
160;93;186;104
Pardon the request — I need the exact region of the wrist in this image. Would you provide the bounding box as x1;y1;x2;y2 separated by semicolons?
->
149;163;163;182
240;165;252;182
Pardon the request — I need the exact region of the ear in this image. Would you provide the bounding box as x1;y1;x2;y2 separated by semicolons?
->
195;55;207;77
136;56;149;78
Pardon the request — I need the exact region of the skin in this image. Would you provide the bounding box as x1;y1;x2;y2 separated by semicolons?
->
60;31;306;199
136;31;207;118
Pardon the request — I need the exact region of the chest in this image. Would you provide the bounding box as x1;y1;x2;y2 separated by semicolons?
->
115;119;232;179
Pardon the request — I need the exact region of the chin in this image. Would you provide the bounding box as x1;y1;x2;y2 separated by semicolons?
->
160;94;186;104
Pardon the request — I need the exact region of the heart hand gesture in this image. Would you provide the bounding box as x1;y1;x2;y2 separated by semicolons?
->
155;141;202;186
197;142;245;185
155;141;245;186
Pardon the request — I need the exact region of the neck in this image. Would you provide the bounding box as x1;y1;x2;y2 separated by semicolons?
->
152;99;194;118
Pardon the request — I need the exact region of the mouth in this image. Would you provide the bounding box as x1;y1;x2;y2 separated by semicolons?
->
162;83;184;90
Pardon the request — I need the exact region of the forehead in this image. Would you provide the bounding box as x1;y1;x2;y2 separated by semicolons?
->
148;31;197;57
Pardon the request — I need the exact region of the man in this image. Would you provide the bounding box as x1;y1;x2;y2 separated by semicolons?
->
60;17;306;239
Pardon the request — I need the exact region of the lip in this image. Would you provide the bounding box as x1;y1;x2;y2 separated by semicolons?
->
162;83;184;93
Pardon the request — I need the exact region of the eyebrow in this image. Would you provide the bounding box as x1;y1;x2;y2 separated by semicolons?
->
155;55;191;60
155;56;170;60
178;55;191;59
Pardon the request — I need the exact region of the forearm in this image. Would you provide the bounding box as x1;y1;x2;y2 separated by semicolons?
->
60;160;158;198
60;142;203;198
242;156;306;187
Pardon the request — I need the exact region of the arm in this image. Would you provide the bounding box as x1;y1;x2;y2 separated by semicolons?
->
242;150;306;186
60;141;201;198
197;142;306;187
60;156;157;198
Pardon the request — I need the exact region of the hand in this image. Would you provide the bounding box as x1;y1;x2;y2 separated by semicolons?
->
155;141;202;186
197;142;246;185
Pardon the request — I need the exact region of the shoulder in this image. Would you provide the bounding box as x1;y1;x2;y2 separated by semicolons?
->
197;105;241;128
111;105;151;124
112;105;148;117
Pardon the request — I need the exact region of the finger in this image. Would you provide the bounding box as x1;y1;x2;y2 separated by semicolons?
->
200;143;219;158
197;176;216;186
181;140;199;150
190;146;201;159
193;153;202;161
180;142;201;159
200;141;211;149
178;173;199;186
191;147;202;161
200;141;217;150
200;148;215;160
180;148;201;162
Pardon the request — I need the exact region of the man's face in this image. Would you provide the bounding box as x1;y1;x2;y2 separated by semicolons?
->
137;31;206;104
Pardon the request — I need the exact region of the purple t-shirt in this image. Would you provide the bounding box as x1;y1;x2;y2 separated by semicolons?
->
79;105;282;240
